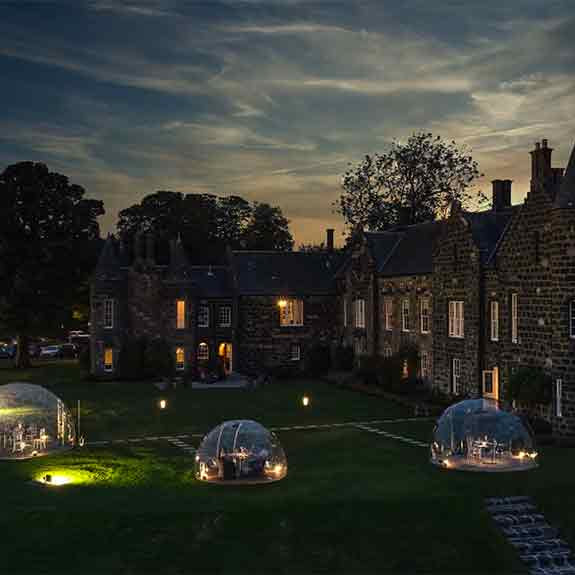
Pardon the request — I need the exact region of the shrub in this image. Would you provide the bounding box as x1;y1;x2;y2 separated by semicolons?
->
507;367;552;405
79;345;91;378
355;354;384;386
334;345;354;371
398;342;419;384
143;338;173;379
380;355;405;392
117;337;147;380
305;343;331;377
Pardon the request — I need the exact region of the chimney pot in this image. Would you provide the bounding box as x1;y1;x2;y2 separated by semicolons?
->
326;228;334;251
535;142;541;150
542;139;548;149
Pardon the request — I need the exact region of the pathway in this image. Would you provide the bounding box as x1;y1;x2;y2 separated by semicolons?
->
486;496;575;575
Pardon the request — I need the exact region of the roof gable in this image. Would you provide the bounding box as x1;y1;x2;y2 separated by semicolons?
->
554;142;575;208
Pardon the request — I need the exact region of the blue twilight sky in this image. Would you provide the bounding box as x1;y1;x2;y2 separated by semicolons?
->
1;0;575;247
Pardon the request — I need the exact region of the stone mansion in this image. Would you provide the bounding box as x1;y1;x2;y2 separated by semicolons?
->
90;138;575;436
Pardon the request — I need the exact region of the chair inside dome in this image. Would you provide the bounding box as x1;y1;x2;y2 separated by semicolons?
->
0;383;76;460
195;420;287;484
430;399;538;472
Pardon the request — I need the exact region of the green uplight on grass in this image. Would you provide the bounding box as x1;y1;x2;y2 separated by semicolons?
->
34;468;97;487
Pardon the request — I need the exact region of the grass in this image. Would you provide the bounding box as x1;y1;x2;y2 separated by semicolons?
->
1;361;574;574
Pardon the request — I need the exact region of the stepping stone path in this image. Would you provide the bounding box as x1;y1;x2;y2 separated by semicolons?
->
353;422;428;448
485;496;575;575
165;435;197;456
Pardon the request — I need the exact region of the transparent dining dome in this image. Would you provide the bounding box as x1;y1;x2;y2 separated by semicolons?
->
430;399;538;472
0;383;76;460
195;420;287;484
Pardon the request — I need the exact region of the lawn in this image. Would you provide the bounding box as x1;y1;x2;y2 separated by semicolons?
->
1;361;574;574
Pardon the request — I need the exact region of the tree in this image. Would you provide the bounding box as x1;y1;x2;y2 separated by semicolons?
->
336;132;485;233
0;162;104;367
243;203;294;251
117;193;294;261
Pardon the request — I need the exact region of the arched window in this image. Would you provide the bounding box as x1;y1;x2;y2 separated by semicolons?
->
198;342;209;361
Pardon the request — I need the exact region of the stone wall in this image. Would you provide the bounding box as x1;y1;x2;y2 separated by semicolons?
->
237;294;337;374
432;207;482;396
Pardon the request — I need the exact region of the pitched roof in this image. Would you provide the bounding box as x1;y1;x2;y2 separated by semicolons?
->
188;267;233;298
462;207;518;265
364;231;403;273
231;251;342;295
553;142;575;208
378;221;444;276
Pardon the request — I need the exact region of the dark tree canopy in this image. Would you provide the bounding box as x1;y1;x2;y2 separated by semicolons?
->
0;162;104;366
336;132;485;234
117;192;293;262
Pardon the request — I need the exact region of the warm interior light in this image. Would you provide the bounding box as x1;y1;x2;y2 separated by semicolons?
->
443;459;451;468
277;299;288;308
302;395;310;407
159;399;167;410
273;464;284;475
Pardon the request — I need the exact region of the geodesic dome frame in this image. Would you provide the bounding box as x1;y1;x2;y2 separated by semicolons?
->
0;383;76;460
430;399;538;472
195;420;287;484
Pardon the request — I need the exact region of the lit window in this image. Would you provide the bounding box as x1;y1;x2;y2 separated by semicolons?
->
420;298;430;334
198;305;210;328
175;347;185;371
354;299;365;328
490;301;499;342
452;357;461;394
402;299;410;332
402;359;409;378
448;301;464;338
511;293;518;343
570;301;575;339
421;350;431;379
555;378;563;418
197;342;209;361
219;305;232;327
104;299;114;329
384;298;393;331
290;343;301;361
280;299;304;326
104;348;113;372
176;300;186;330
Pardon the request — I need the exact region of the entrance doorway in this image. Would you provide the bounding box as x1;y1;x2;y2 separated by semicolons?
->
218;343;233;375
482;366;499;401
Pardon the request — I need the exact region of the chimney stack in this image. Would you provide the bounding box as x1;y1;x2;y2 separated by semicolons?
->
492;180;512;211
530;139;553;187
326;228;334;251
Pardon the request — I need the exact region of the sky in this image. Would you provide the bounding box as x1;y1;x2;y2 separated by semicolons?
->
1;0;574;248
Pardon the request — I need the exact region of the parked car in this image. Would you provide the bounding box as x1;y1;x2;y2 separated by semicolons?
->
0;344;16;359
39;345;63;359
60;343;78;359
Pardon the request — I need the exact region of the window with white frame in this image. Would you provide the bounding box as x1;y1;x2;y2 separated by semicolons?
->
343;299;348;327
555;378;563;418
198;305;210;328
290;343;301;361
103;348;114;372
490;301;499;342
384;298;393;331
570;301;575;339
219;305;232;327
420;298;430;334
402;299;410;332
176;300;186;330
104;299;114;329
197;342;209;361
354;299;365;328
175;347;185;371
384;346;393;358
511;293;518;343
279;299;304;326
452;357;461;394
448;301;464;338
421;350;431;379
